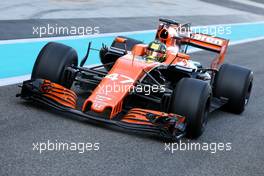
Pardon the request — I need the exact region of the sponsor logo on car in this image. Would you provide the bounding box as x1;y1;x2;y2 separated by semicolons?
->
192;34;224;46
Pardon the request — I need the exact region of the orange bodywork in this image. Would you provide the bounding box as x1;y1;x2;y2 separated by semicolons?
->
41;80;77;109
82;55;159;118
131;44;146;56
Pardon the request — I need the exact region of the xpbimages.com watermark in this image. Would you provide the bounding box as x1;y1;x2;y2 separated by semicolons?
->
97;73;166;96
164;140;232;154
177;25;232;37
32;140;100;154
32;24;100;38
98;83;166;96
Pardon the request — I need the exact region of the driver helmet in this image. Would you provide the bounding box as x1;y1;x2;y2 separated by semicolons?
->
145;40;167;62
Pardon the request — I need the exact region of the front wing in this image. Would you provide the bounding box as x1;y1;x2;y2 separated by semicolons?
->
17;79;186;140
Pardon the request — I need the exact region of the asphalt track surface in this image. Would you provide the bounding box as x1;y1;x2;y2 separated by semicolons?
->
201;0;264;15
1;1;264;176
1;0;262;20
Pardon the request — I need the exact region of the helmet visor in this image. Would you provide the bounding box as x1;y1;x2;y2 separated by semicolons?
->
146;49;165;60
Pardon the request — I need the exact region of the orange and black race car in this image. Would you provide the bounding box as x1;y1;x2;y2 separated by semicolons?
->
17;18;253;140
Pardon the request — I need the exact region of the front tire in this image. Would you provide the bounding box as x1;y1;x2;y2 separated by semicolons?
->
31;42;78;88
170;78;211;139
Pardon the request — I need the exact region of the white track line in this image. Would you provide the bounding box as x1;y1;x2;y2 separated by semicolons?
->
230;0;264;9
229;36;264;45
0;75;31;86
1;36;264;86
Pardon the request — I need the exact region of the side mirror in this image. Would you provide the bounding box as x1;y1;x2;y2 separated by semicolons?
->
115;37;128;54
115;37;127;43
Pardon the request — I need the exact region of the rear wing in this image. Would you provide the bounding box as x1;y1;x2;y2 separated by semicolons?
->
156;18;229;69
188;33;228;52
183;33;229;69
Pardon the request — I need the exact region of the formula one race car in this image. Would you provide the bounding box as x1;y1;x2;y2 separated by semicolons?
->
17;18;253;140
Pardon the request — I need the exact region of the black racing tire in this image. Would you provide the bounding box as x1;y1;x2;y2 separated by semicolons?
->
111;36;143;51
170;78;211;139
214;63;253;114
31;42;78;88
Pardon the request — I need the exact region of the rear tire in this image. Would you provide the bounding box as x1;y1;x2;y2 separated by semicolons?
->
170;78;211;139
31;42;78;88
214;63;253;114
